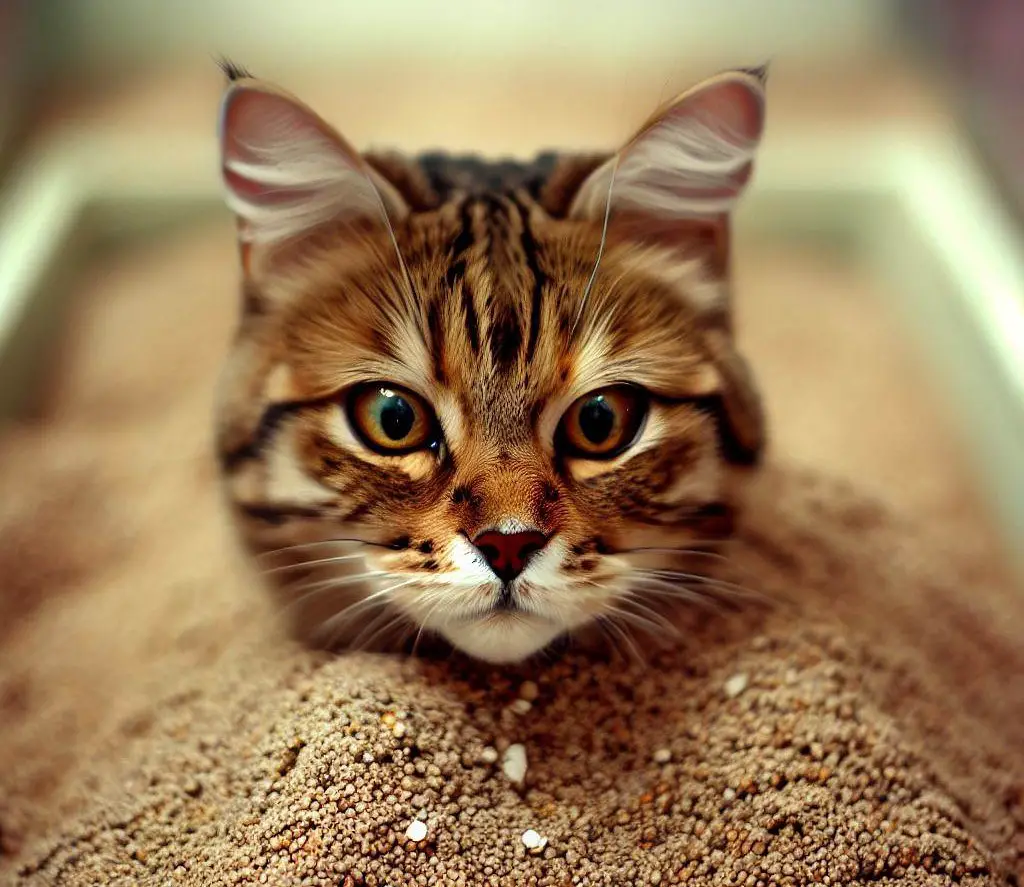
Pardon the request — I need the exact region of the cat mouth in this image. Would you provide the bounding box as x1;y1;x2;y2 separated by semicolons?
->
494;583;519;612
462;589;537;623
440;605;563;664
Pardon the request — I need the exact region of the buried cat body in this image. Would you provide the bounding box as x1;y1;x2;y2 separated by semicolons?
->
214;61;768;664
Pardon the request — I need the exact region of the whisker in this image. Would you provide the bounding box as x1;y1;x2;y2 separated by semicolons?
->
255;535;395;561
263;553;367;575
277;572;404;638
255;539;365;561
612;608;676;639
594;615;624;661
350;608;415;654
411;595;452;657
259;571;386;626
617;595;682;637
575;577;681;637
315;577;419;644
615;544;764;588
611;540;729;555
644;569;764;601
328;605;394;652
618;548;730;564
600;614;647;666
628;575;728;612
284;570;385;599
571;152;619;336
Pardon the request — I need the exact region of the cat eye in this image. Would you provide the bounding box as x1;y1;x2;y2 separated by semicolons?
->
557;385;648;459
346;383;440;455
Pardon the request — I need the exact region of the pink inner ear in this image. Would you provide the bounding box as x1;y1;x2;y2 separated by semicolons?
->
222;168;316;207
217;83;398;245
678;81;765;146
220;87;340;186
568;69;766;232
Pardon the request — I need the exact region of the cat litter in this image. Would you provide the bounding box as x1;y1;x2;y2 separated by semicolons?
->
724;673;749;698
501;743;528;784
518;680;539;701
404;820;428;843
508;698;532;715
521;829;548;852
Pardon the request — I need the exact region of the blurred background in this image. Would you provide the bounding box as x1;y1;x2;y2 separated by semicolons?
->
0;0;1019;172
0;0;1022;626
0;0;1021;196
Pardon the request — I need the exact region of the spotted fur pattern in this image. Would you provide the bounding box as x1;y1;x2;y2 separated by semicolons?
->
215;64;768;663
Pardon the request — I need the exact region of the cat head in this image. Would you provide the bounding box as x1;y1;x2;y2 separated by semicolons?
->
215;63;768;663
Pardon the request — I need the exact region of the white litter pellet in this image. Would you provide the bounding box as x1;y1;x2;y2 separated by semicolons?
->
521;828;548;851
509;699;532;715
502;743;528;784
724;673;749;698
518;680;540;701
723;787;737;801
404;820;428;842
652;748;672;764
480;746;499;764
392;721;407;738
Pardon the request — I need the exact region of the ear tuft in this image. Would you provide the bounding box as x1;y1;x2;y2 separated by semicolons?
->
737;62;769;85
217;81;408;247
216;56;254;83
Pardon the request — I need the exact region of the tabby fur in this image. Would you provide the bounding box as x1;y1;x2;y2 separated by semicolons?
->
214;62;768;662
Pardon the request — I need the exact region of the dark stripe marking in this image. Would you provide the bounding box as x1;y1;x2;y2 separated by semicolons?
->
489;305;522;368
511;195;546;362
446;199;481;353
237;503;327;525
445;199;476;289
416;151;561;200
426;301;447;384
675;395;762;467
462;284;481;355
650;393;762;468
220;401;307;471
343;502;373;523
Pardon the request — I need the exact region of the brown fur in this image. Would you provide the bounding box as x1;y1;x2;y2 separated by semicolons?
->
215;72;767;662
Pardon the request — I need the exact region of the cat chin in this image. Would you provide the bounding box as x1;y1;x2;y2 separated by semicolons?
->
439;613;566;664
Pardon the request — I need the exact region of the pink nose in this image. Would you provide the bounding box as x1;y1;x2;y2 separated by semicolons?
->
472;530;549;582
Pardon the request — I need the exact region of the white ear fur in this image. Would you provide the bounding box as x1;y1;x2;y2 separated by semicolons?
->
570;68;767;223
218;81;408;245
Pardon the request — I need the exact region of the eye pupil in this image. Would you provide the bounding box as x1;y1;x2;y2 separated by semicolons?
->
579;397;615;444
557;385;648;459
379;395;415;441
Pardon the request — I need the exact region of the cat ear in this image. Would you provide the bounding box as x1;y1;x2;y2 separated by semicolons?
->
571;67;769;464
217;76;409;250
569;66;766;270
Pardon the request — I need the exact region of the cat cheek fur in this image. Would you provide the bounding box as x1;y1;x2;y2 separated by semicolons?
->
214;64;768;661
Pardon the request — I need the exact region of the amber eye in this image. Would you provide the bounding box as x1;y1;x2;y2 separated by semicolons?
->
346;383;440;455
557;385;648;459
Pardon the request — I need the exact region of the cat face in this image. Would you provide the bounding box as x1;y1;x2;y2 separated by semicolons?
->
215;65;767;663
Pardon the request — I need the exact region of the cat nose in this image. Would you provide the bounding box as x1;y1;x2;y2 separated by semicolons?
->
472;530;549;582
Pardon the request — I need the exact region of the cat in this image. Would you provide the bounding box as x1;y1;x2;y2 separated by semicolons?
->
214;60;767;664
